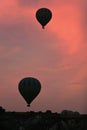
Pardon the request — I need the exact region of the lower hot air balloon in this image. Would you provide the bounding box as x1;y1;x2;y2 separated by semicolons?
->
18;77;41;107
36;8;52;29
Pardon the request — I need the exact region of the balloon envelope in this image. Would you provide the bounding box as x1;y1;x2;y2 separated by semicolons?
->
18;77;41;106
36;8;52;29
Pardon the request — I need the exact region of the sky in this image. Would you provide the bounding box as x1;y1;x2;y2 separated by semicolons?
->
0;0;87;114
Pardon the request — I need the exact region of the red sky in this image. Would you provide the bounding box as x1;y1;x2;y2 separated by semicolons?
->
0;0;87;114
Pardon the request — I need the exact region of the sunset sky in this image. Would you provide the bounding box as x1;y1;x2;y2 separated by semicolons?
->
0;0;87;114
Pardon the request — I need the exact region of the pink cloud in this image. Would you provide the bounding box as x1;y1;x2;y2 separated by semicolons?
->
0;0;87;113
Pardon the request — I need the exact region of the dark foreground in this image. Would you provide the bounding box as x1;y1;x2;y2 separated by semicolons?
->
0;107;87;130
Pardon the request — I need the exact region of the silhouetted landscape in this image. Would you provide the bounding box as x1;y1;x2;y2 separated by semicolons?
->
0;106;87;130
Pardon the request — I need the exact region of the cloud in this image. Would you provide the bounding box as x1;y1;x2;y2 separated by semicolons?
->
0;0;87;113
17;0;54;7
17;0;41;7
81;0;87;33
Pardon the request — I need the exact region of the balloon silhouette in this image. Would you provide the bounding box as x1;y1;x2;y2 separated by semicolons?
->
18;77;41;107
36;8;52;29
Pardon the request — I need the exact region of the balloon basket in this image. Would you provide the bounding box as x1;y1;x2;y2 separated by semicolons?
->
27;104;30;107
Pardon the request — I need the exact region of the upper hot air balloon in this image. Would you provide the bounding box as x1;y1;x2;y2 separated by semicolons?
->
18;77;41;107
36;8;52;29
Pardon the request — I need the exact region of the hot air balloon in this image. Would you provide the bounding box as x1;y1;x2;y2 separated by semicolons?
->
36;8;52;29
18;77;41;107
